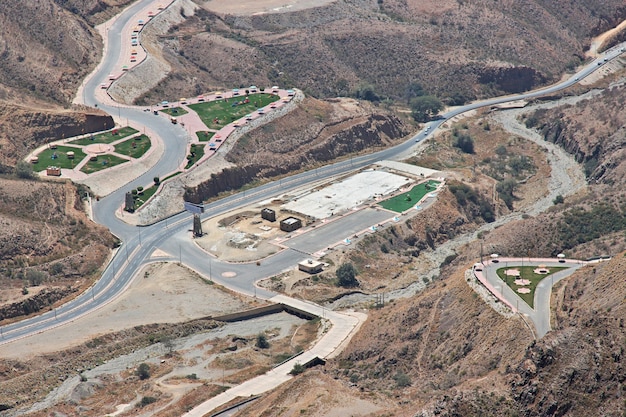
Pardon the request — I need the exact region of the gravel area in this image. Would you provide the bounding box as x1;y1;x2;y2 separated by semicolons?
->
23;311;306;415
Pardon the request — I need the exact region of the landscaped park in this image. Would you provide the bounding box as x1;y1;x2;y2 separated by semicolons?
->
188;93;279;129
496;265;568;307
28;88;290;215
30;126;148;174
378;180;441;213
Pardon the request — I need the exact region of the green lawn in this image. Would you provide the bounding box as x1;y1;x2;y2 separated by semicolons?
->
31;146;86;171
378;180;441;213
496;265;569;308
133;186;159;210
114;135;151;158
160;107;188;117
185;144;205;169
69;126;138;146
80;154;128;174
188;93;279;130
133;172;182;210
197;131;215;142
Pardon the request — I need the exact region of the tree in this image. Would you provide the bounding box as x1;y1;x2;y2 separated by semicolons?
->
137;363;150;380
336;263;359;288
410;95;443;122
153;176;160;185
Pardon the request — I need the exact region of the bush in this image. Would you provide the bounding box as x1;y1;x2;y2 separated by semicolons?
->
139;396;157;407
453;133;474;154
553;195;564;205
289;363;305;375
496;178;518;209
137;363;150;380
256;333;270;349
336;263;358;288
153;176;160;185
394;372;411;387
50;262;64;275
15;161;35;179
26;270;46;286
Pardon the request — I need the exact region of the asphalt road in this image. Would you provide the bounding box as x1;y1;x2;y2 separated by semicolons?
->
1;0;623;348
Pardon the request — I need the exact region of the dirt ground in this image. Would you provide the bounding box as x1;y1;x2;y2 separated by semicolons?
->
195;204;297;262
0;262;264;360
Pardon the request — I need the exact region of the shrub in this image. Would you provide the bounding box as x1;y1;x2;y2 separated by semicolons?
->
26;270;46;286
139;396;157;407
453;133;474;154
553;195;564;205
137;363;150;380
153;176;160;185
289;363;305;375
394;372;411;387
256;333;270;349
15;161;35;179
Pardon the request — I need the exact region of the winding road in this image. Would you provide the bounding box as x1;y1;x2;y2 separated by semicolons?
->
2;0;624;413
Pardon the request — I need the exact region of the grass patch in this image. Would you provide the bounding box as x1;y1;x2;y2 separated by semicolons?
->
496;265;569;308
185;144;205;169
133;186;159;210
379;180;441;213
197;131;215;142
114;134;151;158
160;107;188;117
163;171;182;181
80;154;128;174
69;126;138;146
133;171;183;210
188;93;279;130
32;146;87;171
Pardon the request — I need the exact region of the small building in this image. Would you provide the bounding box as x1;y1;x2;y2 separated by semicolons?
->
30;156;39;164
261;208;276;222
280;216;302;232
67;151;75;159
298;259;323;274
46;166;61;176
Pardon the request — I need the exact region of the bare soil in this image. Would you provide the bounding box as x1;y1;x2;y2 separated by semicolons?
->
0;262;263;359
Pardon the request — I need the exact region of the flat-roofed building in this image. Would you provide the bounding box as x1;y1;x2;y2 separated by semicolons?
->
298;259;323;274
280;216;302;232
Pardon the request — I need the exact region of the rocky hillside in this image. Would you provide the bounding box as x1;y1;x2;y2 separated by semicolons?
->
135;0;626;105
0;178;117;320
0;0;132;165
243;202;626;417
528;83;626;186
